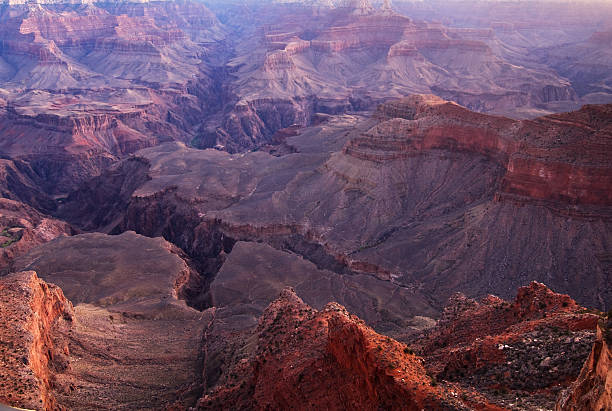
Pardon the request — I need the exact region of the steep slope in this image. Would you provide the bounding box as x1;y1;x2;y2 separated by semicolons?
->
0;260;605;410
198;288;500;410
207;240;437;342
0;271;73;410
2;231;208;410
557;316;612;411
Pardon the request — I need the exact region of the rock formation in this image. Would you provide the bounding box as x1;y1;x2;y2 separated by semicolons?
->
0;198;73;271
0;263;605;410
414;282;600;409
62;97;612;312
198;288;499;410
0;271;73;410
355;95;612;207
535;28;612;106
557;316;612;411
0;0;606;185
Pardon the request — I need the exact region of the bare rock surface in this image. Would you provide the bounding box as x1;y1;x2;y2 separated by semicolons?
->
557;316;612;411
71;97;612;312
3;231;208;410
0;198;73;271
199;288;502;410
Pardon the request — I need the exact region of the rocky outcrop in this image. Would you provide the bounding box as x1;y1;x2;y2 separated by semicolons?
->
198;288;498;410
557;316;612;411
0;198;73;271
0;271;74;410
414;282;600;409
207;241;436;342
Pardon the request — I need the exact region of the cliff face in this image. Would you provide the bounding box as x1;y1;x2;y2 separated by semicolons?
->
557;317;612;411
0;271;74;410
352;96;612;207
198;288;499;410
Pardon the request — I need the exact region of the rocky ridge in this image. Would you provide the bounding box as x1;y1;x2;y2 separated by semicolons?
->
0;262;606;410
414;282;600;409
0;271;73;410
198;287;500;410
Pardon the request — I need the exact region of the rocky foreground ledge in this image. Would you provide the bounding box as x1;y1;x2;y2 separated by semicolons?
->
0;254;608;410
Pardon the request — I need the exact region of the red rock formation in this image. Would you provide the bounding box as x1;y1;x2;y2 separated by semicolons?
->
414;282;600;409
198;288;502;410
0;198;73;270
0;271;74;410
348;96;612;207
557;317;612;411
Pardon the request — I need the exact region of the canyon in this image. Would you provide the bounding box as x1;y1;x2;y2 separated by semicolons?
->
0;93;610;410
0;0;608;191
0;0;610;410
